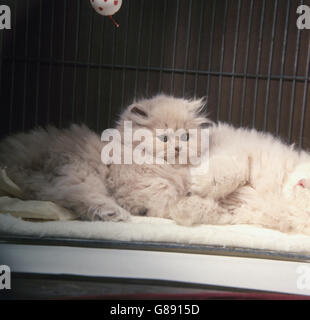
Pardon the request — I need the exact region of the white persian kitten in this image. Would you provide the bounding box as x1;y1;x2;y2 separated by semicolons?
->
0;125;130;221
109;95;310;235
186;123;310;235
106;95;218;218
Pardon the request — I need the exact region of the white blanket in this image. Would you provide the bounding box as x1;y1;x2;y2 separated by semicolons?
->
0;168;78;221
1;169;310;254
1;214;310;254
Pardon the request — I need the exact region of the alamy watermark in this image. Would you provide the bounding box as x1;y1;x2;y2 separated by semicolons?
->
0;265;11;290
297;5;310;29
101;121;210;166
0;5;11;30
296;265;310;290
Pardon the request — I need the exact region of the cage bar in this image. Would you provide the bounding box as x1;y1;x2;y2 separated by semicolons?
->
22;0;30;131
59;0;67;127
170;0;180;95
133;0;145;98
1;0;310;150
46;0;56;124
158;0;168;93
34;0;43;127
298;40;310;149
205;0;216;100
8;1;17;133
71;0;81;123
182;0;193;98
252;0;266;128
239;0;254;127
288;1;302;144
4;55;310;83
275;0;290;137
107;28;116;127
120;0;130;109
193;0;205;98
228;0;241;124
145;0;154;96
96;18;106;132
263;0;278;132
216;0;228;122
84;8;94;123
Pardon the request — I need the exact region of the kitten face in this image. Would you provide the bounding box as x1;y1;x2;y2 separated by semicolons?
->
119;95;213;165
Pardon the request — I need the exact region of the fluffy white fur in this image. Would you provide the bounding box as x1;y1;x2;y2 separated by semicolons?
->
0;125;129;221
107;95;217;218
109;95;310;235
186;124;310;234
2;94;310;236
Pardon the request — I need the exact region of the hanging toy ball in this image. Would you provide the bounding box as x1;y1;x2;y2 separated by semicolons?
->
90;0;122;28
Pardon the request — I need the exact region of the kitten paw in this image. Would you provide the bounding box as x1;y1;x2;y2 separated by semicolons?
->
88;204;131;222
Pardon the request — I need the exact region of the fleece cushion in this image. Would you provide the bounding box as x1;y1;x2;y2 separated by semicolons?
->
1;214;310;254
1;168;310;254
0;168;78;221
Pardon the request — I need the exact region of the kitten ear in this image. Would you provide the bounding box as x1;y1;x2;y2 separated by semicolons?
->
121;103;149;125
130;105;148;118
188;97;208;115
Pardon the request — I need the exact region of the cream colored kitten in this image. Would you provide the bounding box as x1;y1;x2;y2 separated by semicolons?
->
108;96;310;235
0;125;130;221
184;123;310;235
106;95;221;219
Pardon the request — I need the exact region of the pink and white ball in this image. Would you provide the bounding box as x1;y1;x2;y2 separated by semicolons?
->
90;0;122;16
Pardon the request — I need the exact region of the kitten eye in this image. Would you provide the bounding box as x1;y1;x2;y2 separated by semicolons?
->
180;133;190;142
157;134;168;142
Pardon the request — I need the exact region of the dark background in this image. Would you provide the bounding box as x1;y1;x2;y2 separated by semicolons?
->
1;0;310;149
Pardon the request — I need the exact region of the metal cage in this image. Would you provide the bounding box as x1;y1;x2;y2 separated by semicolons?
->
1;0;310;149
